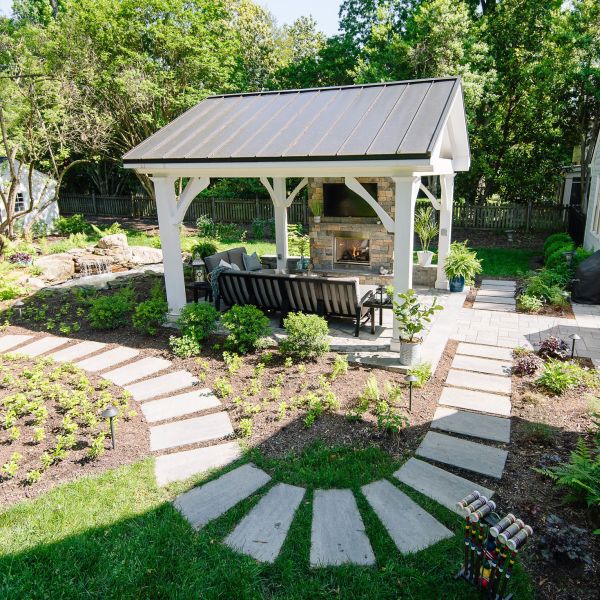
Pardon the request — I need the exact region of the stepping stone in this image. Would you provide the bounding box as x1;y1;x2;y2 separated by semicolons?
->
103;356;172;386
361;479;453;553
416;432;508;479
446;370;511;395
477;289;515;298
13;336;70;357
394;458;494;515
225;483;305;563
150;411;233;451
76;346;140;372
479;284;516;292
310;489;375;567
451;355;511;377
0;334;33;352
174;463;271;529
439;387;511;417
155;441;242;486
474;295;516;305
456;343;513;361
472;302;516;313
432;407;511;443
142;389;221;423
125;370;197;402
481;279;516;287
48;341;106;363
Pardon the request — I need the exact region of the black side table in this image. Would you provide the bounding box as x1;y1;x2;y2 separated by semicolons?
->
186;281;213;303
363;298;393;333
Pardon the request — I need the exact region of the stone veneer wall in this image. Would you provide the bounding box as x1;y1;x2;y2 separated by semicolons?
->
308;177;395;274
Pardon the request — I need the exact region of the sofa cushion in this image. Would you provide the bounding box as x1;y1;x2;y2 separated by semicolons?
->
227;247;247;271
204;250;229;273
219;259;233;269
243;251;262;271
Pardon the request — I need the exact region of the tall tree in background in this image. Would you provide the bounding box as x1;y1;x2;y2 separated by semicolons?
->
12;0;66;25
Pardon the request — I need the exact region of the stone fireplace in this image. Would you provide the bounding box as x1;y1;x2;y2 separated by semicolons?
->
334;233;370;266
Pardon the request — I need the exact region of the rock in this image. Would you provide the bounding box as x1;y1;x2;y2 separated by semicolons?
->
97;233;129;250
25;277;47;290
129;246;163;265
35;253;76;282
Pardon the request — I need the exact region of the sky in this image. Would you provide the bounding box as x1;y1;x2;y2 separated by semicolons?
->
0;0;342;36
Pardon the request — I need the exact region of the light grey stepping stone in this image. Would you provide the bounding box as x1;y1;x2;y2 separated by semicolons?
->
103;356;172;386
225;483;305;563
456;343;513;361
76;346;139;372
416;432;508;479
155;441;242;486
361;479;453;553
14;336;70;357
481;279;516;287
472;302;515;312
48;341;106;363
452;355;512;377
477;289;514;298
142;389;220;423
479;284;516;292
0;334;33;352
439;387;511;416
446;370;511;395
310;489;375;567
432;407;511;443
174;463;271;529
125;370;197;401
150;411;233;451
394;458;494;515
474;295;516;305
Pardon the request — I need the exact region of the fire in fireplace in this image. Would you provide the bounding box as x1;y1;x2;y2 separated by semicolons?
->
334;235;370;265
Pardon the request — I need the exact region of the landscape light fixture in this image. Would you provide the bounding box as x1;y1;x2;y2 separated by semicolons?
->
13;300;24;318
405;374;418;412
569;333;581;359
101;405;119;449
505;230;515;243
563;251;574;265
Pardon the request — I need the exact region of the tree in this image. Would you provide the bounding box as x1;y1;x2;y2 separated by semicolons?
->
12;0;66;25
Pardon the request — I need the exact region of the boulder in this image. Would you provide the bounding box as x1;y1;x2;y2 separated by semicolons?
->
25;277;47;290
97;233;129;251
35;254;76;283
129;246;163;265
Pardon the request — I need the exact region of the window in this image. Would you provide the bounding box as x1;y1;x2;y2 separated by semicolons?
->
14;192;26;212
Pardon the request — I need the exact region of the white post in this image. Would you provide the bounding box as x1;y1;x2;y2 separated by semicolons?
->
272;178;289;271
390;176;420;351
435;173;455;290
151;176;187;320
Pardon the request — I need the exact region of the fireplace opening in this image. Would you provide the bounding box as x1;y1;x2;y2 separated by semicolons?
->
334;235;370;265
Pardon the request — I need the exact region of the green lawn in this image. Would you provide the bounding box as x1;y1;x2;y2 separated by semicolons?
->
473;248;537;278
0;444;533;600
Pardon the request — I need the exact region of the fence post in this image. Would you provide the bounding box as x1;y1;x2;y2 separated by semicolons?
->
92;191;97;216
255;194;260;221
526;200;532;232
211;197;216;221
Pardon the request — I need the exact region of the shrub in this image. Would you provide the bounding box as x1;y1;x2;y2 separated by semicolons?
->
196;215;216;238
513;354;542;376
573;246;593;267
177;302;219;343
546;245;574;268
536;360;597;395
54;214;91;235
169;334;201;358
132;285;168;335
543;232;572;255
517;294;543;313
88;286;136;330
538;336;569;360
251;218;274;240
280;312;330;360
190;239;218;259
221;304;270;354
47;232;90;254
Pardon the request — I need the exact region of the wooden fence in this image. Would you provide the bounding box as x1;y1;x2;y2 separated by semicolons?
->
58;194;566;232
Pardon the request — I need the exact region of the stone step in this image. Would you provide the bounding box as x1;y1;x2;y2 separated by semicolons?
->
416;431;508;479
472;302;516;313
174;463;271;530
142;389;221;423
76;347;140;372
13;336;71;357
125;370;198;402
456;343;513;361
155;441;242;486
481;279;516;287
0;334;33;352
103;356;172;386
446;370;511;395
310;489;375;567
451;355;512;377
474;296;516;306
480;284;516;292
225;483;305;563
477;289;515;298
439;387;511;417
150;411;234;451
431;407;511;443
394;458;494;515
361;479;453;553
48;341;107;363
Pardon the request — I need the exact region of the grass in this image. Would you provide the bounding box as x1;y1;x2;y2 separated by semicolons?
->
0;444;534;600
473;248;537;278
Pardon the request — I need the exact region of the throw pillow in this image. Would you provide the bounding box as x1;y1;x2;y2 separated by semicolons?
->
219;259;233;269
243;252;262;272
231;263;241;271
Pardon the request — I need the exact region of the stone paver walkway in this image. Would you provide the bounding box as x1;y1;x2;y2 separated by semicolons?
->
473;279;516;313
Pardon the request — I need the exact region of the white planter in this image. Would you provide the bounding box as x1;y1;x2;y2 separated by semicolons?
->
399;341;422;366
313;216;321;223
417;250;433;267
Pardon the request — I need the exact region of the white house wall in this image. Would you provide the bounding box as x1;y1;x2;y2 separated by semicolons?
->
583;135;600;252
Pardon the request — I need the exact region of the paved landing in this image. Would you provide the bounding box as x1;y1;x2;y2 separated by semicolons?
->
310;489;375;567
76;346;139;372
431;406;511;443
155;441;242;486
481;280;516;287
0;334;33;352
125;370;198;402
416;431;508;479
13;336;70;357
225;483;305;563
361;479;453;553
451;355;512;377
149;411;233;451
174;463;271;530
49;341;106;363
394;458;494;515
472;302;516;313
142;389;220;423
103;356;172;386
456;343;513;361
445;370;512;395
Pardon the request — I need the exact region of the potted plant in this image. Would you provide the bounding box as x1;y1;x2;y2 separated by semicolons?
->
414;206;438;266
392;289;443;366
289;231;310;271
309;199;323;223
444;241;482;292
385;284;395;304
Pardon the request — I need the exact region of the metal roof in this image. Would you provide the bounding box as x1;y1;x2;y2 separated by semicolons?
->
123;77;463;164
